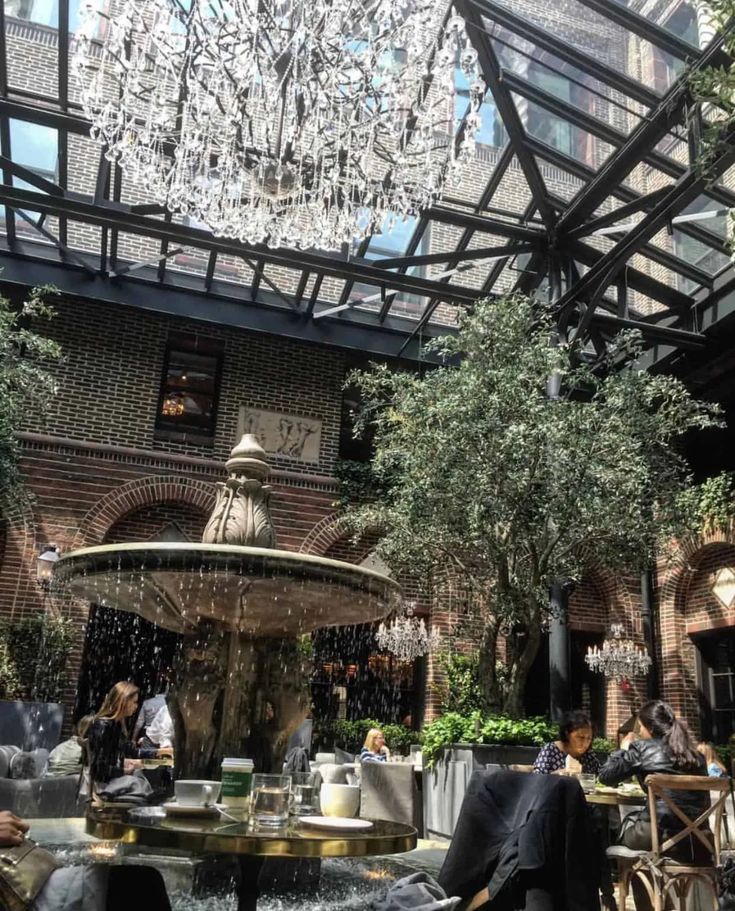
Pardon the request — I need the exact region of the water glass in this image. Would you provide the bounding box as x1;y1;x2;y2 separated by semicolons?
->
250;774;291;827
579;773;596;794
290;771;319;814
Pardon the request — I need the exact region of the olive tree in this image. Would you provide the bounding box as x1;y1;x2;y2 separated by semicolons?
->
344;295;719;715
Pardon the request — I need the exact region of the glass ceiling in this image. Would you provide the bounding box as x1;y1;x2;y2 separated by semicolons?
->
0;0;732;362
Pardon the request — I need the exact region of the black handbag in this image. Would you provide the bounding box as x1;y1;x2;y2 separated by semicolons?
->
0;839;61;911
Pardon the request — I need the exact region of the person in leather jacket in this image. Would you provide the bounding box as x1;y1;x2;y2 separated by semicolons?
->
598;699;709;911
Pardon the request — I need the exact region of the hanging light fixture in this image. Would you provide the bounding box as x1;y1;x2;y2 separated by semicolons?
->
376;603;440;661
73;0;484;251
585;624;652;681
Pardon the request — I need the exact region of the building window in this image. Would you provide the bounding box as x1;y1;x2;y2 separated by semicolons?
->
651;4;699;92
4;0;108;37
155;333;223;442
696;629;735;743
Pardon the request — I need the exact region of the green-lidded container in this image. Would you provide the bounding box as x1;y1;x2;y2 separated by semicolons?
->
220;757;254;809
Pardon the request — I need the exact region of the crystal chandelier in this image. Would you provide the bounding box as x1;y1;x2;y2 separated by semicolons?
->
376;606;441;661
73;0;485;251
585;624;652;681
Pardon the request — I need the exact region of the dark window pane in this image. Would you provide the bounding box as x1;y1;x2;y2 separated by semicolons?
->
156;342;221;438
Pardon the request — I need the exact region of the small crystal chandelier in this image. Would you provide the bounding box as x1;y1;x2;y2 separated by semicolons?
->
585;624;652;681
376;604;440;661
73;0;485;251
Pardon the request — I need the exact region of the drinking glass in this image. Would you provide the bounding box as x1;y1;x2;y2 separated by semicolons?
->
579;773;596;793
250;774;291;826
290;771;319;814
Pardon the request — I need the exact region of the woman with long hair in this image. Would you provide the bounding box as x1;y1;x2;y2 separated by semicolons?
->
697;741;729;777
88;681;172;786
598;700;709;910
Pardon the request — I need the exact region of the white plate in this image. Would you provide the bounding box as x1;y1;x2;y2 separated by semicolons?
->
298;816;374;832
163;802;226;818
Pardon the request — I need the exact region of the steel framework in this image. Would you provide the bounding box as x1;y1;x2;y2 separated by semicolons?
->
0;0;732;362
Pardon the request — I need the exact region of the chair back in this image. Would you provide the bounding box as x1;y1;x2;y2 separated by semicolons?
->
644;773;730;863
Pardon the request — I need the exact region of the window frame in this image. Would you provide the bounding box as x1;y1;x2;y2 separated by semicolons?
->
154;332;224;444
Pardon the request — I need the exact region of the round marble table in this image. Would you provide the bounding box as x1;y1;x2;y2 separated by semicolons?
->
86;807;417;911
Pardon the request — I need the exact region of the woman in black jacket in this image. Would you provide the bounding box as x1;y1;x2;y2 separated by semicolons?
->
598;700;709;910
88;681;172;786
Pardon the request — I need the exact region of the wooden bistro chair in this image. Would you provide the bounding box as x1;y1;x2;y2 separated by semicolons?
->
608;773;730;911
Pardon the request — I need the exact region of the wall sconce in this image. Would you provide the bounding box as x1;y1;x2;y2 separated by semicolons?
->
36;543;60;589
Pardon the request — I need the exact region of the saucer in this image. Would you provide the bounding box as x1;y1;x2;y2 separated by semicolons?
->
163;802;224;819
298;816;373;831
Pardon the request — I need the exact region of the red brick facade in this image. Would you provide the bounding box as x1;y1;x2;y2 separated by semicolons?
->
3;294;734;739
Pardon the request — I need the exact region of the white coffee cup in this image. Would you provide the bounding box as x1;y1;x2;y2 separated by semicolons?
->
175;779;222;807
319;783;360;818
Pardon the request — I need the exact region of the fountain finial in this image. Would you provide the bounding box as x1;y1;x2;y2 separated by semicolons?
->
201;433;277;547
225;433;270;480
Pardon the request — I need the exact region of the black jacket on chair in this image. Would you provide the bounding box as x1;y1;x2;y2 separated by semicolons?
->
438;770;601;911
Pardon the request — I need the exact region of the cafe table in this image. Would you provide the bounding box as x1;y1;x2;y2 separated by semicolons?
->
86;806;417;911
585;786;647;808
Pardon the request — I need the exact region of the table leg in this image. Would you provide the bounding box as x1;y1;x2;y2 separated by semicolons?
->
237;855;265;911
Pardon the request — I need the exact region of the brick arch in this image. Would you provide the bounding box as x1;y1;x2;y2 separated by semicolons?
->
72;476;216;548
298;513;353;556
658;526;735;733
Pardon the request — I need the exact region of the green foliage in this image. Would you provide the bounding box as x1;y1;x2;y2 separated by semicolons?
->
344;295;720;713
677;472;735;533
592;737;616;755
435;651;484;715
332;459;389;511
0;286;61;510
421;712;557;767
0;615;75;702
313;717;420;756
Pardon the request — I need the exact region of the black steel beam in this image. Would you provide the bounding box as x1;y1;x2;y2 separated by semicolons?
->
0;98;89;135
457;0;555;229
501;71;693;181
426;205;546;241
568;240;693;313
591;312;705;350
374;242;536;269
567;188;670;239
468;0;660;108
0;183;482;305
527;136;729;254
204;251;217;292
575;0;719;62
556;127;735;315
0;246;451;363
556;35;728;232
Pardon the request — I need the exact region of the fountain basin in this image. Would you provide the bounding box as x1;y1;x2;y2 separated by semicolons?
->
55;542;400;636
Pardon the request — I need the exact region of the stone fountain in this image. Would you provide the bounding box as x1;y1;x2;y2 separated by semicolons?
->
55;434;400;776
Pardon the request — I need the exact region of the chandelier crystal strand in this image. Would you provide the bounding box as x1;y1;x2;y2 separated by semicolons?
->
73;0;484;250
585;623;652;681
376;614;441;661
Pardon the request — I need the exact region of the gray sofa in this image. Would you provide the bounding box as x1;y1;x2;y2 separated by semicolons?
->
0;745;84;818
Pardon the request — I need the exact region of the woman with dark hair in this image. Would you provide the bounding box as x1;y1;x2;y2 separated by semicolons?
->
599;698;709;909
533;710;600;775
